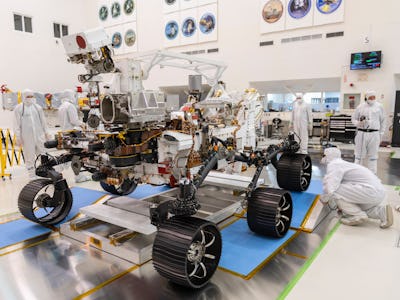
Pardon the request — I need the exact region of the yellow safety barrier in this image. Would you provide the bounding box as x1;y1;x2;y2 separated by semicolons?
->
0;128;24;180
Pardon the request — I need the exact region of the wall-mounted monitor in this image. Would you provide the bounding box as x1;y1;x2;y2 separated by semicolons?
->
350;51;382;70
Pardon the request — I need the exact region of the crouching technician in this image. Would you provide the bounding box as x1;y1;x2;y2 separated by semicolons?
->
320;147;393;228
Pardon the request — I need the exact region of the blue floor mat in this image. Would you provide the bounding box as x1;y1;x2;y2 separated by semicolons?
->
0;219;52;249
219;219;297;277
60;187;107;225
290;191;319;229
306;179;323;194
0;187;107;249
127;184;171;199
0;185;171;249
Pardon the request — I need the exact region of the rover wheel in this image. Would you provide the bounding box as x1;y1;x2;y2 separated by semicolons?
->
18;179;73;225
153;216;222;289
276;153;312;191
247;188;292;238
100;179;137;195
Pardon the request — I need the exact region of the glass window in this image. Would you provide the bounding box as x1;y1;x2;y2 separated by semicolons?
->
323;92;340;112
14;14;23;31
24;16;32;33
266;93;294;112
266;91;340;112
62;25;68;36
53;23;61;38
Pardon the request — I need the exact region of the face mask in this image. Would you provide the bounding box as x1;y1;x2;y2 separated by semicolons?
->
366;99;375;105
24;98;35;106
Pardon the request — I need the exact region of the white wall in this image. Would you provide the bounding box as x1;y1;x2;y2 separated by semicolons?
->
0;0;98;128
88;0;400;115
1;0;400;129
0;0;97;93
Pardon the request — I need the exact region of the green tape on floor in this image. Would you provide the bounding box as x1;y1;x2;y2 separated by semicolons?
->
278;221;341;300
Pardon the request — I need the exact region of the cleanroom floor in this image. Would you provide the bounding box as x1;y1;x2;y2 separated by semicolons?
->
0;145;399;300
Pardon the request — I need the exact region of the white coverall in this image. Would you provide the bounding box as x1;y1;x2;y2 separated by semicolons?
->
291;96;312;154
57;90;83;131
13;89;50;179
321;147;392;228
57;90;90;183
352;95;385;174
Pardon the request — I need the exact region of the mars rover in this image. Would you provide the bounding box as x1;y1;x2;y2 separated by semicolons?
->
18;28;312;288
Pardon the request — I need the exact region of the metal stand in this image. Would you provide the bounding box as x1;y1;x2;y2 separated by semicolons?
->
60;173;256;264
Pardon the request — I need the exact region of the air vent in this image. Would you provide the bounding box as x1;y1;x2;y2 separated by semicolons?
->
207;48;219;53
181;49;206;55
281;33;322;44
326;31;344;38
312;34;323;39
180;49;217;55
260;41;274;47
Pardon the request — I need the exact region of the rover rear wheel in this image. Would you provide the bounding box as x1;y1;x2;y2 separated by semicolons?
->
18;179;73;225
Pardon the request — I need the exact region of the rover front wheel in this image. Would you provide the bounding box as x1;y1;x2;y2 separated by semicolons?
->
153;216;222;289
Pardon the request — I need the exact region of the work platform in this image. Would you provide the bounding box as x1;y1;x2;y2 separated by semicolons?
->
59;173;329;272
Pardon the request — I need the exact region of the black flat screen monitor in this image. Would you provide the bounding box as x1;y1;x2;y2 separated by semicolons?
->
350;51;382;70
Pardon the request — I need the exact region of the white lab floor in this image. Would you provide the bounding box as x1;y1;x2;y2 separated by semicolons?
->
287;185;400;300
1;146;400;299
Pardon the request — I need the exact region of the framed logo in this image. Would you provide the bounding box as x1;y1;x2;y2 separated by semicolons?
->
288;0;311;19
165;21;179;40
182;17;196;37
112;32;122;48
111;2;121;18
262;0;284;23
124;0;135;15
99;6;108;21
316;0;342;14
199;13;216;34
125;29;136;46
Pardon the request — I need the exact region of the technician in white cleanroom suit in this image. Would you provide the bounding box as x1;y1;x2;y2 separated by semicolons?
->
352;90;386;174
320;147;393;228
57;89;90;183
290;93;313;154
13;89;51;179
57;89;84;130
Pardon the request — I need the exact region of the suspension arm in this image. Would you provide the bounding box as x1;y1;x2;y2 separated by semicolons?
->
35;151;94;180
234;133;300;198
